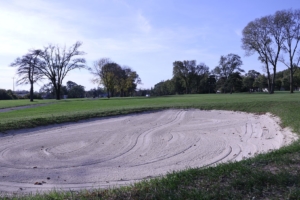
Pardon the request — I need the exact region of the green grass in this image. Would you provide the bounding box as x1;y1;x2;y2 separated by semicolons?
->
1;92;300;199
0;99;56;109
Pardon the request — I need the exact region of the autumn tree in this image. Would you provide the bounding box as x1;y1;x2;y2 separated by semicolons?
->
89;59;141;98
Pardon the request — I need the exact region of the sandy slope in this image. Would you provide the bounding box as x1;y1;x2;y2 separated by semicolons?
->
0;109;297;194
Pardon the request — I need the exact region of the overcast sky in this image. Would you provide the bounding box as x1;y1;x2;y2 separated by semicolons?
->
0;0;298;91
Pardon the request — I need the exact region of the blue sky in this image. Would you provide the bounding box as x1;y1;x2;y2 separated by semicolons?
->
0;0;298;91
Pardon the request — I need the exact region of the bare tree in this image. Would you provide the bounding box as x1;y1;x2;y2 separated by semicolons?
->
10;50;44;102
278;9;300;93
37;41;86;100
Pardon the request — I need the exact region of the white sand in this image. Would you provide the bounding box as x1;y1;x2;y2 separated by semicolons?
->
0;109;297;194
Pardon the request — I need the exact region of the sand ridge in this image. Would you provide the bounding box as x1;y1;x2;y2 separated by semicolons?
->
0;109;297;194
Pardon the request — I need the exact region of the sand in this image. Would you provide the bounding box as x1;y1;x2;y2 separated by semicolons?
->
0;109;297;194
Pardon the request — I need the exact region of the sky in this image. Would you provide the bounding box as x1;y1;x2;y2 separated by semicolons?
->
0;0;298;92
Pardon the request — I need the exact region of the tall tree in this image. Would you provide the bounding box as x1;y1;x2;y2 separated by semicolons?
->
37;41;86;100
10;50;44;102
278;9;300;93
242;15;284;94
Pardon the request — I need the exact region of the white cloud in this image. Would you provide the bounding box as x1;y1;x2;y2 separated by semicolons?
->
136;12;152;33
235;29;242;37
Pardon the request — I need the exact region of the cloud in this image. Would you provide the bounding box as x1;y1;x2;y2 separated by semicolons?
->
136;12;152;33
235;29;242;37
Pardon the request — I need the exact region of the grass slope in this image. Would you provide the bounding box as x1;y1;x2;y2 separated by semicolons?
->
1;92;300;199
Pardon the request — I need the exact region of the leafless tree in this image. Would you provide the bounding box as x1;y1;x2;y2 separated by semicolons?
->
37;41;86;100
10;50;44;102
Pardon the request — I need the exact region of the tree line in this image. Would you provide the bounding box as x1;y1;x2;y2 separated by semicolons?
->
8;42;141;101
151;52;300;96
152;9;300;96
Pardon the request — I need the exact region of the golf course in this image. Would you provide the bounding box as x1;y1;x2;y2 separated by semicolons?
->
1;92;300;199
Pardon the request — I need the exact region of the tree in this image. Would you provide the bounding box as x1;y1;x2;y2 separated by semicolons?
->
242;14;285;94
66;81;78;91
90;59;141;98
90;58;122;98
253;74;268;91
39;82;55;98
207;75;216;93
10;50;44;102
173;60;209;94
278;9;300;93
212;54;243;93
122;67;141;96
227;72;243;93
37;41;86;100
0;89;18;100
68;85;85;98
243;70;261;92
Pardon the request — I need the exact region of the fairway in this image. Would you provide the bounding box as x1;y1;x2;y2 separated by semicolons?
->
1;93;300;198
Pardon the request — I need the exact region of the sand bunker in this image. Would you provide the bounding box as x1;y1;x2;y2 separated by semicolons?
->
0;109;297;194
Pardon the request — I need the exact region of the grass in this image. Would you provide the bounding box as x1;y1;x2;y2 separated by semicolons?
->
1;92;300;199
0;99;56;109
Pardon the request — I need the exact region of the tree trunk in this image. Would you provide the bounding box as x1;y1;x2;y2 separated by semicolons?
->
271;72;276;94
30;82;34;102
290;67;294;93
107;89;110;98
56;84;61;100
265;62;272;94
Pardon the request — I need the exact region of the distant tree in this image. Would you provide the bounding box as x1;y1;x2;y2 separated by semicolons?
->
86;87;106;98
226;72;243;93
253;75;268;91
39;82;55;98
173;60;209;94
213;54;243;93
66;81;78;91
207;75;216;93
90;58;122;98
245;70;261;79
10;50;44;102
122;67;141;96
243;70;261;92
90;59;141;98
114;66;141;97
0;89;18;100
68;85;85;98
37;41;86;100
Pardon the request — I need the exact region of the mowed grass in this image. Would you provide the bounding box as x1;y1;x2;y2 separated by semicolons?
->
1;92;300;132
0;99;56;109
1;92;300;199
